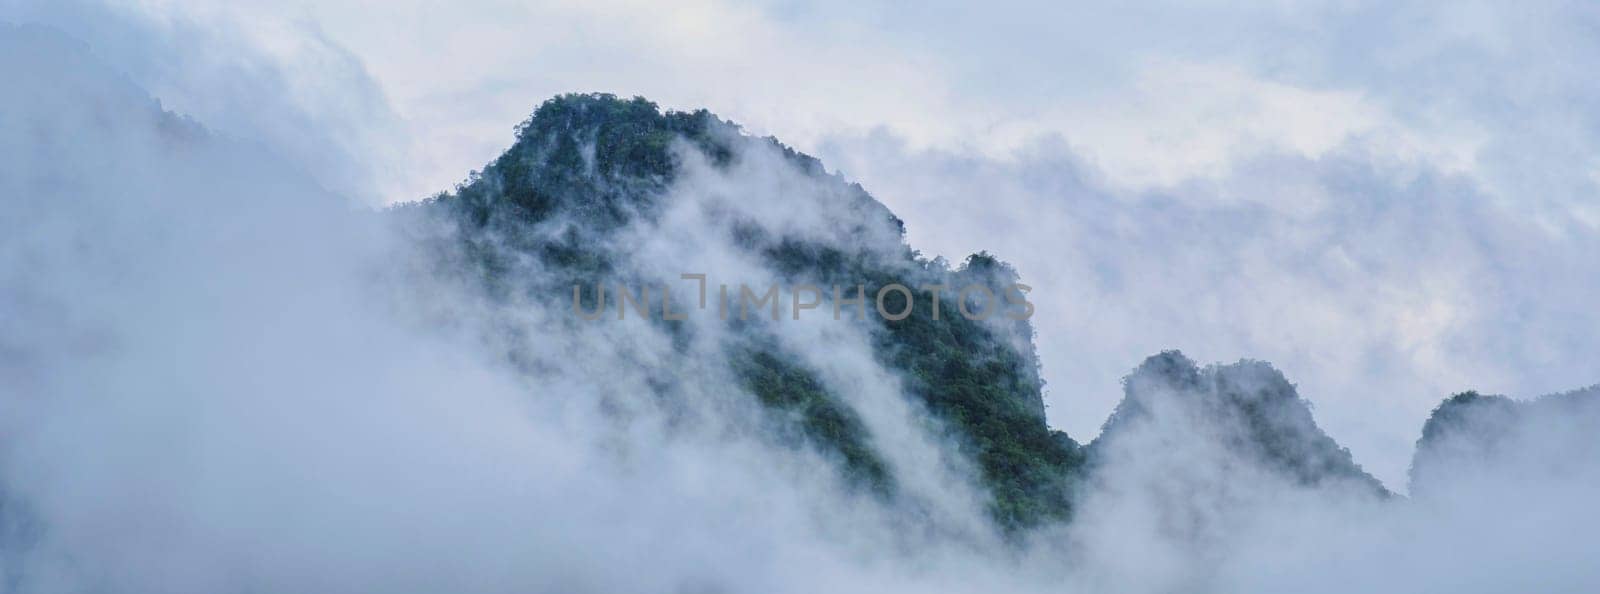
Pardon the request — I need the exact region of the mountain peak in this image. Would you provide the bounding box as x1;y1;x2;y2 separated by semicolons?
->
1410;386;1600;495
406;93;1074;531
1095;350;1389;497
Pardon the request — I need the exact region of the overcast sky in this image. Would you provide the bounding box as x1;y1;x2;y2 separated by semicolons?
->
6;0;1598;489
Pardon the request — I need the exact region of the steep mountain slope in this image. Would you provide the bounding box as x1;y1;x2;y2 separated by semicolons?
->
403;93;1084;530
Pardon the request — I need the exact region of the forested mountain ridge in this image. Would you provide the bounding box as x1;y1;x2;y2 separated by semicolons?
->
402;93;1082;530
395;92;1584;534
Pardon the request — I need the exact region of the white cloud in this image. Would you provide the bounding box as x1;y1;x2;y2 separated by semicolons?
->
816;131;1600;487
968;57;1483;191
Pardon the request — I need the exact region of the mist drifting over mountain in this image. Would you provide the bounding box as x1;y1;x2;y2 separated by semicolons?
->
3;3;1599;593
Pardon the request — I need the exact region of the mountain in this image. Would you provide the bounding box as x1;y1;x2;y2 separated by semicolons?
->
396;93;1453;532
1089;351;1388;497
1410;386;1600;496
402;93;1083;531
